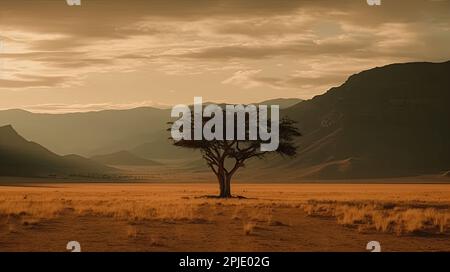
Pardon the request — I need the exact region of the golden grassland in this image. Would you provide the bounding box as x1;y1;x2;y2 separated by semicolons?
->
0;183;449;251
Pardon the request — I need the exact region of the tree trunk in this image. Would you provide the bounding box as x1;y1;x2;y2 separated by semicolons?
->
224;175;231;197
218;172;232;198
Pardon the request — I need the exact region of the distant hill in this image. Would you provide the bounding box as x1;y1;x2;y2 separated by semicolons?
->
90;151;161;166
131;128;199;160
131;98;302;159
0;125;114;177
258;98;303;109
276;61;450;179
1;61;449;180
0;107;169;156
135;61;450;179
0;99;302;157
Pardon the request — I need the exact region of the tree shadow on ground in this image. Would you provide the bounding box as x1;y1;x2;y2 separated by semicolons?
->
194;195;255;200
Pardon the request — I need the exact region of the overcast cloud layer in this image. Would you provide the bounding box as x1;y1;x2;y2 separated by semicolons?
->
0;0;449;112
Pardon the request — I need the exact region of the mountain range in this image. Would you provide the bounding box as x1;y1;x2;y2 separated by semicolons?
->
277;61;450;179
0;125;114;177
1;61;449;179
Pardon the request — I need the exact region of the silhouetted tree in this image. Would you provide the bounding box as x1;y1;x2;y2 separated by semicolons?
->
169;110;300;198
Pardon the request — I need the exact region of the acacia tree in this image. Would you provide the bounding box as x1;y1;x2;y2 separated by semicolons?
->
169;111;300;198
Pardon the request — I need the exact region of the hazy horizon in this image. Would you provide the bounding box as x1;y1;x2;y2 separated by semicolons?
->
0;97;305;113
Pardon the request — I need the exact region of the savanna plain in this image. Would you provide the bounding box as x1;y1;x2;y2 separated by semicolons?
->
0;182;449;252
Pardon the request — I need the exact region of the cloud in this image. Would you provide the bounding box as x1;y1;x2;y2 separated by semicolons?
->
1;0;450;104
221;68;347;91
0;75;68;88
177;37;374;60
222;70;263;89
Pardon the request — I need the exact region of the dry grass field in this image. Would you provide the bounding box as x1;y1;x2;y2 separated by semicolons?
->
0;183;449;252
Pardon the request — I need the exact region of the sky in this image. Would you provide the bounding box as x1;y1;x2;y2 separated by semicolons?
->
0;0;449;113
